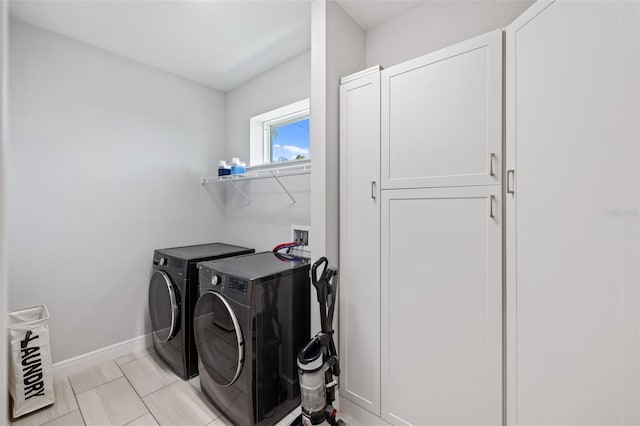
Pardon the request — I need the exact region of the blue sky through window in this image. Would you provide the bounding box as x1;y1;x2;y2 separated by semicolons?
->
271;117;310;163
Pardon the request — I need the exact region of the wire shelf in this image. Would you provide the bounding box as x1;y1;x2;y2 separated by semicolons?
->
200;162;311;205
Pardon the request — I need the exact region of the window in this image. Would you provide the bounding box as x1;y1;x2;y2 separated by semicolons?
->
250;98;310;166
265;114;309;164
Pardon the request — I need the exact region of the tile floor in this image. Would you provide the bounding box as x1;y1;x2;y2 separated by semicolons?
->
10;349;303;426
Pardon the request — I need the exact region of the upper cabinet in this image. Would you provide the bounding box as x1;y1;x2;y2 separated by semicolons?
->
381;29;503;190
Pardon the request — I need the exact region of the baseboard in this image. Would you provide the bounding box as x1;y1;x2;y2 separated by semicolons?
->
52;333;153;379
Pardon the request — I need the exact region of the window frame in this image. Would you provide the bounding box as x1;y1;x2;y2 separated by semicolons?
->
263;110;309;164
249;98;310;166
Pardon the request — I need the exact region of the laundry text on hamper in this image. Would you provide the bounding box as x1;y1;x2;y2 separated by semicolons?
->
20;331;45;399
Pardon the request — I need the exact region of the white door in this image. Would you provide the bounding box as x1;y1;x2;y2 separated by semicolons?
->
505;1;640;424
381;186;502;426
381;30;502;190
339;68;381;415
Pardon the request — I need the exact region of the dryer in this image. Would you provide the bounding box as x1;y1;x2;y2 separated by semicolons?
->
194;252;310;426
149;243;254;379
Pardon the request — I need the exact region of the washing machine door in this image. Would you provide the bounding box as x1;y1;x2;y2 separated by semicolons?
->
149;270;180;343
194;291;244;387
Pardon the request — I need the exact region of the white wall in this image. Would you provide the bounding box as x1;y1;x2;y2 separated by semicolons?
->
7;20;227;363
1;2;8;423
323;0;366;268
310;0;365;267
223;51;311;252
310;0;365;336
310;0;365;266
366;0;534;68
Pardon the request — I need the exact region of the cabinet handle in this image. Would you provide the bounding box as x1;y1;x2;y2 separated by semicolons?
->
490;153;497;177
490;195;496;218
507;170;515;194
371;181;376;200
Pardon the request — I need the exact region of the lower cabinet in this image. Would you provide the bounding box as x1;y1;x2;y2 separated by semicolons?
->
380;186;502;425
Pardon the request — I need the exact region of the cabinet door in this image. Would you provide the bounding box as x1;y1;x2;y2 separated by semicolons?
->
381;30;502;190
381;186;502;426
505;2;640;425
339;69;381;415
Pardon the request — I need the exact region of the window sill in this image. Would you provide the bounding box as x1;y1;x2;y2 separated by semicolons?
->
246;158;311;173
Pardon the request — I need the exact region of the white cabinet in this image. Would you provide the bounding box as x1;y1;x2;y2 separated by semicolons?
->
339;67;381;416
381;30;503;190
381;186;502;426
341;2;640;425
505;1;640;425
340;30;503;426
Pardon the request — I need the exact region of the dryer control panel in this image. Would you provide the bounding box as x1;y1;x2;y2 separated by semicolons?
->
228;278;248;295
197;263;251;306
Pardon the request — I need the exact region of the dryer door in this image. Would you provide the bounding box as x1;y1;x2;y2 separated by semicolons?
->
194;291;244;387
149;270;180;342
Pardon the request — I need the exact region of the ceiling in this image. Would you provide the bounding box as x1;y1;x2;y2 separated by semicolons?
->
9;0;312;92
9;0;428;92
336;0;428;30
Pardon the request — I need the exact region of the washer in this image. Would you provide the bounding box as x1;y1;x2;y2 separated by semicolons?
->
148;243;254;380
195;252;310;426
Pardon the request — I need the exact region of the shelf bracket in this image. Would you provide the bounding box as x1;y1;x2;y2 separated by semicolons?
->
201;180;218;202
227;179;252;205
270;170;297;206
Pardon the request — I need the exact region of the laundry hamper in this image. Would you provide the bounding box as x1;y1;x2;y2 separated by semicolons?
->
8;305;55;418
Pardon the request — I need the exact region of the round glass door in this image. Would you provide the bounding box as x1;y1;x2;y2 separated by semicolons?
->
148;271;180;342
194;291;244;387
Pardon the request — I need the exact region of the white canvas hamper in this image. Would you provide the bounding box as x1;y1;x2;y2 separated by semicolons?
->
8;305;55;418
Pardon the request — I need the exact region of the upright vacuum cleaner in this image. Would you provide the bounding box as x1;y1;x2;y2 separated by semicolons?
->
292;257;344;426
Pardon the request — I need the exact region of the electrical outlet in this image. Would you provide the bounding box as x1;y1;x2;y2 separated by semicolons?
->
294;229;309;246
291;225;310;247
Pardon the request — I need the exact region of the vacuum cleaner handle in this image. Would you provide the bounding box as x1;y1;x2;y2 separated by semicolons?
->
311;257;328;288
